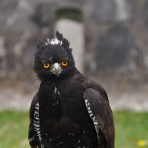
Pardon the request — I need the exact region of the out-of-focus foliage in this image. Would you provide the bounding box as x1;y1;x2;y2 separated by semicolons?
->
0;111;148;148
56;9;82;22
115;111;148;148
0;111;28;148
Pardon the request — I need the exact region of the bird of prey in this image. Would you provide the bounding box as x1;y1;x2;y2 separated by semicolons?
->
28;31;115;148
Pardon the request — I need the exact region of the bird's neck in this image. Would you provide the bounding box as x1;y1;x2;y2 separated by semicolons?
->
40;68;79;83
37;68;80;103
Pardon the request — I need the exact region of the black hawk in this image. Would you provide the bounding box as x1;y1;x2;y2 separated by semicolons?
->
28;31;115;148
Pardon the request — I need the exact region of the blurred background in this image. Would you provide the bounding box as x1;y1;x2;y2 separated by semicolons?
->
0;0;148;147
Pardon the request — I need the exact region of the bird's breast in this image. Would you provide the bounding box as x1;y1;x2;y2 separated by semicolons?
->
39;85;84;126
36;84;98;147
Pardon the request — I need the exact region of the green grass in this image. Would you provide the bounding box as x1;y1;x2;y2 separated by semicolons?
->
0;110;148;148
114;111;148;148
0;111;28;148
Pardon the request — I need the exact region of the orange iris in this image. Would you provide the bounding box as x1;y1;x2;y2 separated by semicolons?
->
43;63;50;69
61;60;68;67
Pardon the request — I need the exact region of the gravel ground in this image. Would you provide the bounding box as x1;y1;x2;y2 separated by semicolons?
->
0;79;38;111
0;75;148;111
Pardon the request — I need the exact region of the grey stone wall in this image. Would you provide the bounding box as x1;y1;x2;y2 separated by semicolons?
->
86;0;147;74
0;0;148;80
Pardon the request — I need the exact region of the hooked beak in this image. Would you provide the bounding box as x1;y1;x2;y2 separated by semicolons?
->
51;63;62;76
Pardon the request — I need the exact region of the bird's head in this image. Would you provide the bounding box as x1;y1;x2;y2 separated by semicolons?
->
34;31;75;80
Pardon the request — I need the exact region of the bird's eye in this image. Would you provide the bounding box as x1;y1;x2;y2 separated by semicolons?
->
43;63;50;69
61;60;68;67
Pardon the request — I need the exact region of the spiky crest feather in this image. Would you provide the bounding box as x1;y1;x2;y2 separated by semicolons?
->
37;31;71;52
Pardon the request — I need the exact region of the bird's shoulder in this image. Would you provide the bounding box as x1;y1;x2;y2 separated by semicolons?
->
72;73;108;101
77;74;115;147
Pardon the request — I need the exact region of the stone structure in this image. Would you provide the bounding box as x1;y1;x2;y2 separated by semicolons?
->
0;0;148;80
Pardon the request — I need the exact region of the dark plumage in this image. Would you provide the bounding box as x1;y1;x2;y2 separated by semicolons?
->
28;31;115;148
